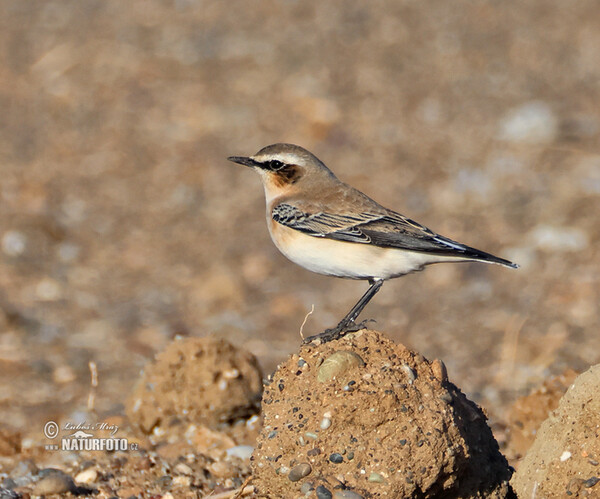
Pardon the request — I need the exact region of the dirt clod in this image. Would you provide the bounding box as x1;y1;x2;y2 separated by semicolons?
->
252;330;513;498
127;336;263;435
512;364;600;498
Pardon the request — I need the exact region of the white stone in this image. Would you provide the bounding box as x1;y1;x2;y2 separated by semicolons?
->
2;230;26;256
498;101;558;144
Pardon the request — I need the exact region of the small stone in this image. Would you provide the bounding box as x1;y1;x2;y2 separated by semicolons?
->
33;469;75;495
583;477;600;488
401;364;416;382
1;230;26;257
333;490;365;499
225;445;254;460
172;476;191;487
305;432;318;440
301;481;315;494
329;453;343;463
431;359;448;382
288;463;312;482
560;451;572;462
0;488;20;499
368;472;385;483
320;417;332;430
316;484;333;499
318;351;365;383
174;462;193;475
74;468;97;484
497;101;558;144
529;225;589;252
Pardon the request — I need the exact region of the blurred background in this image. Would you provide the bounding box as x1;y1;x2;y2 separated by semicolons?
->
1;0;599;437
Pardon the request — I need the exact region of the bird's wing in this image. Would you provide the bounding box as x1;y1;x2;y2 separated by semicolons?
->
271;203;517;267
271;203;444;250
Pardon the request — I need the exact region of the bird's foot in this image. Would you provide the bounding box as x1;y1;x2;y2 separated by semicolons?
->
302;318;375;344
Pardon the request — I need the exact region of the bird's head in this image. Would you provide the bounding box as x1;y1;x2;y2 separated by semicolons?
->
228;144;336;196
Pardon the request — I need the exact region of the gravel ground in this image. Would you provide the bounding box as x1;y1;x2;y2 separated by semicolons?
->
0;0;599;495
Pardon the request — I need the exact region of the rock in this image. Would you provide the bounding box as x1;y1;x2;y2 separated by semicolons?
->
252;330;513;497
288;463;311;482
226;445;254;460
333;490;364;499
127;336;262;434
316;485;333;499
32;469;75;495
74;467;97;484
317;351;365;383
497;101;558;144
504;368;578;462
528;224;589;252
512;364;600;497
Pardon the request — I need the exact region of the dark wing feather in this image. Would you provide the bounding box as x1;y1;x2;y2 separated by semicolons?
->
271;203;518;267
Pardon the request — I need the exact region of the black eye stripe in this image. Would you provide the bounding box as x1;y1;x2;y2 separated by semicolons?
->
267;160;284;170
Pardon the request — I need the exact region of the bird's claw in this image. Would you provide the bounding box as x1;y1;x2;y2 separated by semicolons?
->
302;318;375;344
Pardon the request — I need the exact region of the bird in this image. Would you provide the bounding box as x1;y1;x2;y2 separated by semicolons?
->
228;143;518;343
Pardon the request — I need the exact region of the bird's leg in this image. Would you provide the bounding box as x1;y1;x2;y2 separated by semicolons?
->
303;279;384;343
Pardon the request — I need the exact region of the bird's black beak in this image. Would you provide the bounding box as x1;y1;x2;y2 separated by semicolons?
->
227;156;261;168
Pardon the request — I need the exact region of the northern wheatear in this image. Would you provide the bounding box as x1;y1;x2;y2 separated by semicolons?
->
228;143;518;343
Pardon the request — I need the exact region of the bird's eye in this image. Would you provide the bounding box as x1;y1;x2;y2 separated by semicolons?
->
267;160;284;170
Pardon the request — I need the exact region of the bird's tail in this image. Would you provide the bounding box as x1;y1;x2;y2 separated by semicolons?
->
433;235;519;269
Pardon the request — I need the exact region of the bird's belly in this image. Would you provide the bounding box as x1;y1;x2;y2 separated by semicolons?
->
268;223;436;280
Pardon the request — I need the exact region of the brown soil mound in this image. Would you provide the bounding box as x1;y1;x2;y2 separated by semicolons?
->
127;336;263;435
252;330;513;498
512;364;600;498
503;368;578;465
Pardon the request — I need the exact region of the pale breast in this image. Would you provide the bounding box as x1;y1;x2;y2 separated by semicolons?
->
266;218;447;280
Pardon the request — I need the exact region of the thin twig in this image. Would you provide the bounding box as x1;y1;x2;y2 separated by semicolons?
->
299;304;315;340
87;360;98;414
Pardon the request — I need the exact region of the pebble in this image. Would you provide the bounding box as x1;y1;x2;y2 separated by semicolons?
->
497;101;558;144
333;490;365;499
560;450;572;462
288;463;312;482
1;230;26;257
74;468;97;484
529;225;589;252
368;472;385;483
401;364;416;382
0;489;20;499
320;417;332;430
32;469;75;495
583;477;600;488
225;445;254;460
316;485;333;499
300;481;315;494
172;475;191;487
329;453;343;463
318;351;365;383
174;462;193;475
431;359;448;382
